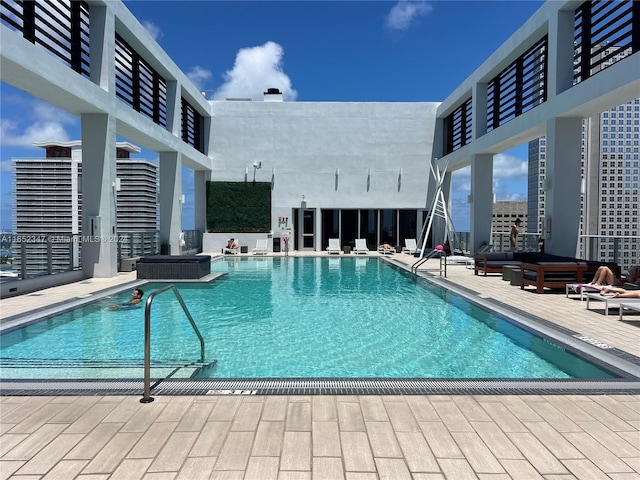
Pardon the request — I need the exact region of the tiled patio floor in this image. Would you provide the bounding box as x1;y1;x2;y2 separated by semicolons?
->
1;252;639;479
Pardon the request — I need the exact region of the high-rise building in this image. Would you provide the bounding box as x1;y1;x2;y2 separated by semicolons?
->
527;137;546;235
491;201;528;251
528;98;640;272
12;141;158;275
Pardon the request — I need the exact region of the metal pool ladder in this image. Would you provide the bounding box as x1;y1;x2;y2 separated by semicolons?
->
141;284;205;403
411;248;443;275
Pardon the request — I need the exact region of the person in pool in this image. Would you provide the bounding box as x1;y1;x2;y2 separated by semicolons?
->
109;288;144;309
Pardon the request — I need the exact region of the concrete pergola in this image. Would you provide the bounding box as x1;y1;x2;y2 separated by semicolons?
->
1;0;638;282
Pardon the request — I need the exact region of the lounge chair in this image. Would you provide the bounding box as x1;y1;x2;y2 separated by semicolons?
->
619;303;640;321
223;239;239;254
585;293;640;316
444;255;474;268
378;244;395;255
326;238;341;255
565;283;603;301
403;239;418;255
252;238;269;255
353;239;369;255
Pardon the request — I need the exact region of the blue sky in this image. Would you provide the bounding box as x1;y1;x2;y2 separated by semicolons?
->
0;0;544;232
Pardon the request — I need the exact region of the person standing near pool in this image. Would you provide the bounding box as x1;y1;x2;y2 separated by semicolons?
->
510;218;522;252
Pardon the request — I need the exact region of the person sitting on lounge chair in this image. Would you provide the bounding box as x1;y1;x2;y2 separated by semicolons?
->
599;286;640;298
227;238;238;250
589;265;624;286
590;264;639;286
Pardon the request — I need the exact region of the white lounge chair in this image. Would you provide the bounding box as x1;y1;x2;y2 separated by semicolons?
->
566;283;603;301
585;293;640;316
353;239;369;255
403;239;418;255
378;244;395;255
252;238;269;255
223;239;239;254
619;302;640;321
444;255;475;268
326;238;341;255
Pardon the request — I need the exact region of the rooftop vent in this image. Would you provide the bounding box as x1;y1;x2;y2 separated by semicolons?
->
263;87;283;102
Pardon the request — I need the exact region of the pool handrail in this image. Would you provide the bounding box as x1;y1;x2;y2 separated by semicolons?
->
411;248;441;274
141;284;205;403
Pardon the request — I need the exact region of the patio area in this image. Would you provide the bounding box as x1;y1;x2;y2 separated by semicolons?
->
1;252;639;479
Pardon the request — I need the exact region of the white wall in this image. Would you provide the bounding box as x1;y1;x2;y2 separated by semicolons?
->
207;101;438;248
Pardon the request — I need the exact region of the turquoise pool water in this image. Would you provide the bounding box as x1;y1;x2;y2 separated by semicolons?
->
0;257;616;379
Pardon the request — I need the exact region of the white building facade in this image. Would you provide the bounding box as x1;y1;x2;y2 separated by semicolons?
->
204;98;437;253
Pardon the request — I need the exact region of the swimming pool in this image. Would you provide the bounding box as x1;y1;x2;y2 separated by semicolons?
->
0;257;625;383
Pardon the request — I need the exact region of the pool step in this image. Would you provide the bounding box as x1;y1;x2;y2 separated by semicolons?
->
189;360;218;378
0;357;214;380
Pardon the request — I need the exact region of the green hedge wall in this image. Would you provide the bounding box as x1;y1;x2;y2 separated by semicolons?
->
207;181;271;232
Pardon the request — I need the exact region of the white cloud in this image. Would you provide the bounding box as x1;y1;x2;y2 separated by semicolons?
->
142;20;162;41
493;152;527;179
186;66;213;92
213;42;297;101
451;165;471;193
385;0;433;31
449;152;527;201
1;117;71;148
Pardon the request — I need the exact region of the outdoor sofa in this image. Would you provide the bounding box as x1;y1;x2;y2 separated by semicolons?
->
520;260;619;294
474;251;619;294
474;252;545;276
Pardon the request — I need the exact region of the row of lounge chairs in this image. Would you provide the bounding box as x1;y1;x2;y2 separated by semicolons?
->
327;238;420;255
224;238;420;256
565;282;640;318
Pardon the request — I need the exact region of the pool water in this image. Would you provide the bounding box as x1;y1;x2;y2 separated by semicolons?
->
0;257;616;379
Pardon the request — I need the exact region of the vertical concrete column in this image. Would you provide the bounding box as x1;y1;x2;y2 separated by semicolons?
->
548;7;576;98
81;113;117;277
472;82;488;140
194;169;211;243
159;151;183;255
88;3;113;91
582;116;601;237
165;80;181;136
470;153;494;253
202;114;212;157
544;117;582;257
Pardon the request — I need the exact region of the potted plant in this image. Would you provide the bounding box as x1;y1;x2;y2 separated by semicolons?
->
160;241;170;255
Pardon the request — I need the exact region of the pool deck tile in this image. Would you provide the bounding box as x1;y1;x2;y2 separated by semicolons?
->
1;252;640;479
